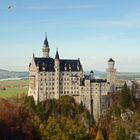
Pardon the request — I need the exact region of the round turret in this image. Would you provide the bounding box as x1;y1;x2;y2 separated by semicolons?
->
89;70;94;80
108;58;115;69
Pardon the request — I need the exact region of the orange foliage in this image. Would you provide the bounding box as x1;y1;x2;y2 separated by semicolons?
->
89;126;97;137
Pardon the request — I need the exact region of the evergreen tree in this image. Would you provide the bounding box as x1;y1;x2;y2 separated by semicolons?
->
120;83;132;109
115;126;126;140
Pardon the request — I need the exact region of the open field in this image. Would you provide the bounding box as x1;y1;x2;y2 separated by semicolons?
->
0;79;28;98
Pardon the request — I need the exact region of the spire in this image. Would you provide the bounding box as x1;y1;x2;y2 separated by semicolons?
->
33;53;35;59
44;33;49;47
42;33;50;58
108;58;115;62
55;48;59;60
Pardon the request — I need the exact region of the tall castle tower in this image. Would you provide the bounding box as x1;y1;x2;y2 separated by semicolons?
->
106;58;116;92
42;35;50;58
54;49;60;99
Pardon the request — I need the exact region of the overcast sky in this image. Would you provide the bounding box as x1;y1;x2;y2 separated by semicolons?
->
0;0;140;72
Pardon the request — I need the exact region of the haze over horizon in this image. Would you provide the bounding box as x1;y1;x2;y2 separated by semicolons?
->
0;0;140;72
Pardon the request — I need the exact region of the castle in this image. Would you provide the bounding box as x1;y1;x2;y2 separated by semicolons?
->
28;35;116;121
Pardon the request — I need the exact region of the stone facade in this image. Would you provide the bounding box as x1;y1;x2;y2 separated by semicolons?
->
28;36;116;121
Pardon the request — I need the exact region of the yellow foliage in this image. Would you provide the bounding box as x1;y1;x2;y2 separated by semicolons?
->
96;128;104;140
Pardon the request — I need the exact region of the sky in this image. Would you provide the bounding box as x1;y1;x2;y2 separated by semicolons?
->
0;0;140;72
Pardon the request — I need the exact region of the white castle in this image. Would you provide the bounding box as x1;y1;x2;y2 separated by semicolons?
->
28;35;116;121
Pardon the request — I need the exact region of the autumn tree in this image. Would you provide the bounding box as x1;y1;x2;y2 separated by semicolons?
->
96;128;104;140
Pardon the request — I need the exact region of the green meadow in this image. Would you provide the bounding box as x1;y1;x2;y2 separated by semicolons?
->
0;79;28;98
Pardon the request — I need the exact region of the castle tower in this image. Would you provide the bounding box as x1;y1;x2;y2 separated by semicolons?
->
54;49;60;99
89;70;94;80
42;34;50;58
28;53;39;103
106;58;116;92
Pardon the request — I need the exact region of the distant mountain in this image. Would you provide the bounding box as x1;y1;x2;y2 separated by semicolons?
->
84;70;140;80
84;70;106;78
117;72;140;80
0;69;28;79
0;69;140;81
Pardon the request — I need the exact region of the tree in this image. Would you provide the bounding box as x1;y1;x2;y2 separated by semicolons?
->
108;132;115;140
115;126;126;140
131;81;139;97
119;83;132;109
78;101;84;114
114;106;121;117
96;128;104;140
89;126;97;138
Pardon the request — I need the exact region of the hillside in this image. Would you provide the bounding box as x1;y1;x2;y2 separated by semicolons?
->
0;95;94;140
0;84;139;139
99;83;140;140
85;71;140;80
0;68;140;80
0;69;28;79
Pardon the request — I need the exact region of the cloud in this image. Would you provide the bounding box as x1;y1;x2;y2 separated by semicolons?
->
15;4;97;10
15;6;49;10
63;4;97;9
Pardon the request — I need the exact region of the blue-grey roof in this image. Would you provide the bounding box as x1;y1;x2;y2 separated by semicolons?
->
83;75;107;83
35;57;54;72
34;57;82;72
90;79;107;83
60;59;82;71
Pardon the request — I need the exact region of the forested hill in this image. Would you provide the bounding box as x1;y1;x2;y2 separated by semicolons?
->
0;69;28;79
0;95;94;140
